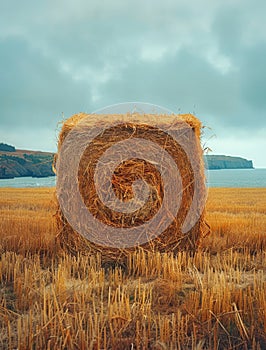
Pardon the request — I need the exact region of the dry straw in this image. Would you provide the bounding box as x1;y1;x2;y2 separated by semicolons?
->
54;112;209;263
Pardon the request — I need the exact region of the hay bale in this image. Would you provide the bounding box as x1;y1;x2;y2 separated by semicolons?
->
54;112;209;263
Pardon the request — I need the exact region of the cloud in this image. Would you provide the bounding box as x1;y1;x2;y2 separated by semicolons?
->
0;0;265;164
240;45;266;111
0;36;93;126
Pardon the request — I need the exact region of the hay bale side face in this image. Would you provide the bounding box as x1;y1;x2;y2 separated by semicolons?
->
55;113;209;262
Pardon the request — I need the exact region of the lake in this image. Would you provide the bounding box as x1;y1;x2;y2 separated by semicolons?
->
0;169;265;188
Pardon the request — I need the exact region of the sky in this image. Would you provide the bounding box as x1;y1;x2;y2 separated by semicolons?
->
0;1;265;167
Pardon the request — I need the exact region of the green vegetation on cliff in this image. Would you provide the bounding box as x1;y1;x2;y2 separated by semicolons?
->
0;143;16;152
0;145;54;179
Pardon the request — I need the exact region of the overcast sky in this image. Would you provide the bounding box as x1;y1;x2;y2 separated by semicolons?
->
0;1;265;167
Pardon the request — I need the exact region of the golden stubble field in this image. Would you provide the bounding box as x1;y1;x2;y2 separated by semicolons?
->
0;187;266;349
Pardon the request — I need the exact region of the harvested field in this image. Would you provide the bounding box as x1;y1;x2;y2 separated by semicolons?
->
0;188;266;349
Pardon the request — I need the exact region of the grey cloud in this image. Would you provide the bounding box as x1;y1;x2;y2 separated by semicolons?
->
210;4;266;124
240;45;266;111
0;0;265;164
98;47;263;130
0;37;93;128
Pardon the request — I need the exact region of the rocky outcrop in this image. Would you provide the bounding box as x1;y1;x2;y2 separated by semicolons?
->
0;149;55;179
205;155;253;170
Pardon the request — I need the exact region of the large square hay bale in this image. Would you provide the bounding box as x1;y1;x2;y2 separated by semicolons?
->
54;113;209;262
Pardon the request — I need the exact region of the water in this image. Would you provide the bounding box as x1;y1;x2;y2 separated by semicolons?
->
0;176;56;188
206;168;266;188
0;169;265;188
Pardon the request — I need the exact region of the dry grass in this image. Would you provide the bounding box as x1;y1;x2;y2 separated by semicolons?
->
0;187;266;349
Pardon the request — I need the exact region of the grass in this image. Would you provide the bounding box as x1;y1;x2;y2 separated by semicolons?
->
0;187;266;349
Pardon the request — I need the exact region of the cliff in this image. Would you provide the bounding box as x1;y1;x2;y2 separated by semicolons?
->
0;146;55;179
205;155;253;170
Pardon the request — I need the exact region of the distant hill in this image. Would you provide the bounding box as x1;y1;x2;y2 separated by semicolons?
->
0;143;254;179
0;144;55;179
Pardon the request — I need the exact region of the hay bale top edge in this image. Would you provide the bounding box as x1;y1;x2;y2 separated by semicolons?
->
58;113;202;149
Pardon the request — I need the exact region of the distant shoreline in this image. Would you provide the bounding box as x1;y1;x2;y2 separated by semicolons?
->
0;143;254;179
1;169;266;188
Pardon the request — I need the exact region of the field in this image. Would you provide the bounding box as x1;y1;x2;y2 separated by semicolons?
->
0;187;266;349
